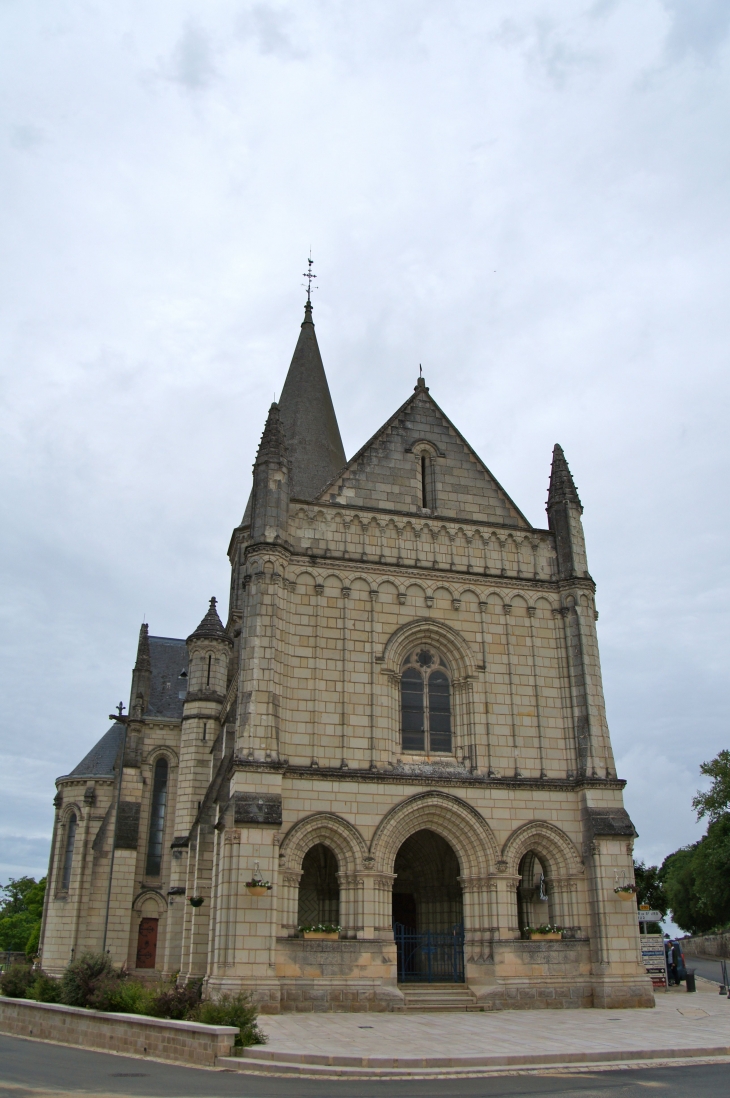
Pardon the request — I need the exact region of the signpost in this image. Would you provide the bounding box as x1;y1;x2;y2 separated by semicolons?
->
638;911;664;923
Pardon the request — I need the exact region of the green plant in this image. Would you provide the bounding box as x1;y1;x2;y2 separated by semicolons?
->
523;924;563;936
191;992;265;1047
88;977;155;1015
25;972;61;1003
189;897;205;907
148;980;202;1020
298;923;341;934
244;879;272;889
60;952;117;1008
613;884;637;895
0;963;34;998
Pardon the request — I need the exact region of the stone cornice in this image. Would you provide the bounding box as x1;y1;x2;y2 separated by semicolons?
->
281;553;596;596
232;758;624;792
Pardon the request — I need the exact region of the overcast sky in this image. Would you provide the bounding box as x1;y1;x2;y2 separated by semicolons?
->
1;1;729;897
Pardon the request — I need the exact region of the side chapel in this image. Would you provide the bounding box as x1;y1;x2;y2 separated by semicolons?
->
40;291;652;1012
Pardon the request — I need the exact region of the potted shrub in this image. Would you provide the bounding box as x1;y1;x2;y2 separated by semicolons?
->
614;884;637;902
525;924;563;941
299;923;341;941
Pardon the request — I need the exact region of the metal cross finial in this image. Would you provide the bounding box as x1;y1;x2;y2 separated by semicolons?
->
302;252;317;302
419;364;422;377
116;702;126;717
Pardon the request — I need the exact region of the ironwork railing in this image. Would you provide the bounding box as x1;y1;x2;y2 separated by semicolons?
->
394;923;465;983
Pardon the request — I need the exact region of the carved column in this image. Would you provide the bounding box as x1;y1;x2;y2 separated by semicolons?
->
280;869;302;935
492;860;521;938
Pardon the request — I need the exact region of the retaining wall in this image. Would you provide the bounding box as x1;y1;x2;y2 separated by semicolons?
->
682;934;730;961
0;998;237;1066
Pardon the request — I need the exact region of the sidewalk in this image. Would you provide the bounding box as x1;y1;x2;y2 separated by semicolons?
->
221;979;730;1078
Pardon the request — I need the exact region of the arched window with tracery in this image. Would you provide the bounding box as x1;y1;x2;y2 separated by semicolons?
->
145;757;169;877
400;648;452;754
60;812;77;892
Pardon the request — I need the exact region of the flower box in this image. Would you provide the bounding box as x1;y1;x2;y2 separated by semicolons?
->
529;932;561;941
303;931;339;940
245;885;270;896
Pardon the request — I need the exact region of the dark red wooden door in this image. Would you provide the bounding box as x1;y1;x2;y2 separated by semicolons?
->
136;917;158;969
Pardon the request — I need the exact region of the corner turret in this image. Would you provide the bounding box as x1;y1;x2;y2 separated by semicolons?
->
547;444;589;580
129;623;151;718
249;403;290;544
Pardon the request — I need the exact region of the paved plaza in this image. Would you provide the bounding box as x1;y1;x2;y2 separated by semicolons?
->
226;978;730;1077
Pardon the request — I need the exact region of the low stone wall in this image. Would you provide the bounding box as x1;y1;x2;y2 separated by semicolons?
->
682;934;730;960
276;938;404;1013
0;998;237;1066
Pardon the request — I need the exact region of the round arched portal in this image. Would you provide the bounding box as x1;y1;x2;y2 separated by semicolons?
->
297;843;340;928
392;829;464;983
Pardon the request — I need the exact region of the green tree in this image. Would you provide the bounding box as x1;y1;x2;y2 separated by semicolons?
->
692;749;730;822
0;877;46;955
633;860;667;932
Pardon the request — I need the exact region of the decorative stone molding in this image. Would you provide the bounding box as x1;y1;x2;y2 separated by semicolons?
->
500;820;583;878
369;790;499;876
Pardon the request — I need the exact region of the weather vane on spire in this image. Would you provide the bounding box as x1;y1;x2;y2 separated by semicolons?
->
302;252;317;303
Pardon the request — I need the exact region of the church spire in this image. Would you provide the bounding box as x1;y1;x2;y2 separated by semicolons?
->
277;272;346;500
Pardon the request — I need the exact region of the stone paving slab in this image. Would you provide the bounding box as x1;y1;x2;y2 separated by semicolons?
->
225;980;730;1078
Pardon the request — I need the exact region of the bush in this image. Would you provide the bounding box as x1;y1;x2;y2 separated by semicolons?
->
148;980;202;1021
25;972;62;1004
190;993;265;1047
0;963;34;999
88;977;155;1015
60;952;117;1008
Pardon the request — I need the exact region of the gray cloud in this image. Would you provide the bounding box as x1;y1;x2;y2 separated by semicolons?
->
237;3;305;60
168;20;217;89
662;0;730;62
0;0;729;885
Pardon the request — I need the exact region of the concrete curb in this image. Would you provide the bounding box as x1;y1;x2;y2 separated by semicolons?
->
218;1043;730;1078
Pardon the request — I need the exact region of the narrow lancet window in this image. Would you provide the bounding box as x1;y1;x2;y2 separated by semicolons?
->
206;654;212;686
145;757;169;877
400;649;452;754
421;454;428;508
61;813;77;891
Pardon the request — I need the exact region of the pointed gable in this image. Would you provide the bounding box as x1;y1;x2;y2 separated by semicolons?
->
318;380;530;527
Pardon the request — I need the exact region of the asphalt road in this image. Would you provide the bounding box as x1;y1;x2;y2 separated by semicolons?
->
1;1035;729;1098
683;957;728;985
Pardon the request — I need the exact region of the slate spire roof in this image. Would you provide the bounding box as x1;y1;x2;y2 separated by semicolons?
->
277;299;346;500
187;597;229;644
547;444;582;511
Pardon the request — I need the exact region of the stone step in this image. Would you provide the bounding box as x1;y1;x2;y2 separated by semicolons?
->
401;983;476;1011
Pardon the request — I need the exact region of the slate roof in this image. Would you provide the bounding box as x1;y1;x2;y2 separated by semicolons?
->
146;636;189;719
241;300;346;523
59;722;125;781
59;635;189;783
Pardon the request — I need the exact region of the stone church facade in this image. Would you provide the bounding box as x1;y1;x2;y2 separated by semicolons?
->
40;296;652;1012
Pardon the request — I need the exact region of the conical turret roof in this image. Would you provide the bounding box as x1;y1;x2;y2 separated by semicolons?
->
186;597;231;644
278;300;346;499
547;444;582;510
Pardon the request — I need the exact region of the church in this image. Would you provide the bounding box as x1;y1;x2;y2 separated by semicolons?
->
39;288;652;1012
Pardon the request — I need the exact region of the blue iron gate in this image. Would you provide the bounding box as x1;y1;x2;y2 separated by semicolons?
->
394;923;465;983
